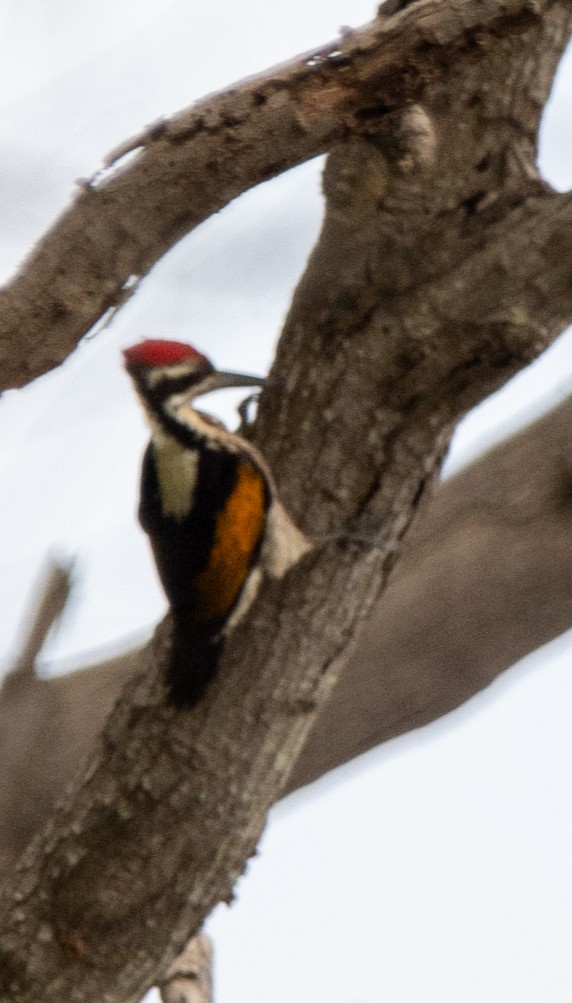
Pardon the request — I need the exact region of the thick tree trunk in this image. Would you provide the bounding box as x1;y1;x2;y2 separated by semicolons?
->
0;0;570;1000
3;395;572;873
288;394;572;789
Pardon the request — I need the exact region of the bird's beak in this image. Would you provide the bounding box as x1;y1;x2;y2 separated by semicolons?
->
191;370;265;399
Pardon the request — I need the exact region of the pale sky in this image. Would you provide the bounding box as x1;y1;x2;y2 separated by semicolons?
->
0;5;571;1002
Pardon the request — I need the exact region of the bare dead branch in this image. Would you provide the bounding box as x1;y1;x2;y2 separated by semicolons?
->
3;394;571;875
287;392;572;789
5;561;73;685
0;0;549;393
0;1;570;1000
257;188;572;535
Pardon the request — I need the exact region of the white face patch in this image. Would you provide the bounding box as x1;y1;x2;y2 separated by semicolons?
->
153;427;200;521
146;359;204;388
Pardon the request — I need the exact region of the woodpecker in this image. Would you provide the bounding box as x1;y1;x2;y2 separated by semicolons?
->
123;338;309;707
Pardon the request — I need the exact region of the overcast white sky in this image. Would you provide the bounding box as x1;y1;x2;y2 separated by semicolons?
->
1;3;572;1001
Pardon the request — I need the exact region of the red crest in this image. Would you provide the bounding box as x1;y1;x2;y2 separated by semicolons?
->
123;339;205;368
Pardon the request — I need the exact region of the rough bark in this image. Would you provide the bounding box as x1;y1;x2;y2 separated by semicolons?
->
0;0;570;1000
287;394;572;789
3;397;572;875
0;0;554;393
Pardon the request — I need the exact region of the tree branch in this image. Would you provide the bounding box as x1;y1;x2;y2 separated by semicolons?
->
0;0;550;393
0;0;570;1000
2;396;572;873
5;561;72;686
287;392;572;789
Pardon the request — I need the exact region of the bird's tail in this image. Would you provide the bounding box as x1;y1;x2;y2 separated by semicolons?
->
167;620;223;708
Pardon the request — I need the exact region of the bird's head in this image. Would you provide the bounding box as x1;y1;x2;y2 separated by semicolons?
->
123;339;264;408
